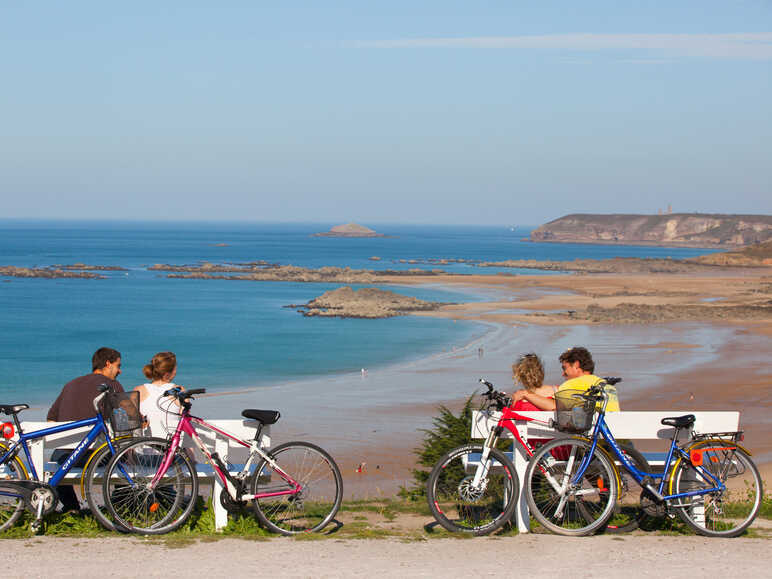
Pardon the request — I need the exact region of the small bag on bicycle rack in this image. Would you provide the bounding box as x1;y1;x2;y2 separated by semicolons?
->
554;389;596;433
102;390;142;433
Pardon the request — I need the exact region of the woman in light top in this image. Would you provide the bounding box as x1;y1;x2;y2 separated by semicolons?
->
134;351;182;436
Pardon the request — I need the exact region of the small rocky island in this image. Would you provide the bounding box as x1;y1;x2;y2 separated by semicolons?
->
288;286;442;318
313;223;386;238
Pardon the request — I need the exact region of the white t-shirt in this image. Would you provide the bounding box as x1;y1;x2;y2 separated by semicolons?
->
138;382;180;437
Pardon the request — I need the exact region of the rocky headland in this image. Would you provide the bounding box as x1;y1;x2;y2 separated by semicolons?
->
530;213;772;247
313;223;386;238
288;286;443;318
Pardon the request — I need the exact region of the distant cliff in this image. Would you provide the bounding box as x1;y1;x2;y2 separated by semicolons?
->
530;214;772;248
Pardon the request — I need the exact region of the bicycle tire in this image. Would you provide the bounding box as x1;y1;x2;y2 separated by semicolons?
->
602;444;651;534
670;439;762;537
426;444;519;535
250;441;342;535
82;436;133;532
525;437;618;536
0;442;28;533
103;437;198;535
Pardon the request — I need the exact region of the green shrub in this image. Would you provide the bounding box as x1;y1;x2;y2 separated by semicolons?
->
404;395;475;497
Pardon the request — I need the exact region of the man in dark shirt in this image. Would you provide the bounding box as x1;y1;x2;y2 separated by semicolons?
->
47;347;124;511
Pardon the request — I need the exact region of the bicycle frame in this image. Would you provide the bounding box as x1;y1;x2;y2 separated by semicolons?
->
146;411;301;501
474;405;552;486
0;412;116;496
571;400;726;504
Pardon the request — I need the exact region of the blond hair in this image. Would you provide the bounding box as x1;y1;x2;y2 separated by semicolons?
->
512;353;544;391
143;351;177;381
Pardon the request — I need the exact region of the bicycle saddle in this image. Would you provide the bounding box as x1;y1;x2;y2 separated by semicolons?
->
661;414;695;428
0;404;29;415
241;409;281;425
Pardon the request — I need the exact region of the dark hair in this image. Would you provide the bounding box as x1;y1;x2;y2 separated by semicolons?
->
143;351;177;381
512;353;545;391
559;346;595;374
92;347;121;371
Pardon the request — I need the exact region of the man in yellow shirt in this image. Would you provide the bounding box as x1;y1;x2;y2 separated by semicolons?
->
512;346;620;411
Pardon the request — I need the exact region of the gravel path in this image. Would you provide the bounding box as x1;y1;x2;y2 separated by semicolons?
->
5;534;770;578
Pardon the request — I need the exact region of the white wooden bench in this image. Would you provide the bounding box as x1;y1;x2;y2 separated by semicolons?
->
20;420;269;531
470;410;741;533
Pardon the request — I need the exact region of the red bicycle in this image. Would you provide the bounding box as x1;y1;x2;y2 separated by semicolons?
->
426;379;649;534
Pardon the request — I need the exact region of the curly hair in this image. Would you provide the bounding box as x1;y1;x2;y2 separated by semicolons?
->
559;346;595;374
512;353;545;391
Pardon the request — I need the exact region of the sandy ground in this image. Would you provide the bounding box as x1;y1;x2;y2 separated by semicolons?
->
8;267;772;574
5;533;772;578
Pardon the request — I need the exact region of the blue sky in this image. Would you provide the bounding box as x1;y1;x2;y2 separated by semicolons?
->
1;1;770;225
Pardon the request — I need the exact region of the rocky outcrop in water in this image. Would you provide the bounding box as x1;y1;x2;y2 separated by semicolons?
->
288;286;442;318
151;263;447;282
530;214;772;247
313;223;386;237
0;266;106;279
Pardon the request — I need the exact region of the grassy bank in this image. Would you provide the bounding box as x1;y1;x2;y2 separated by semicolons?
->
2;490;771;544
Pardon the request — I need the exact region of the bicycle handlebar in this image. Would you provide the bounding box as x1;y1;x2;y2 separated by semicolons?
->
478;378;510;409
163;387;206;403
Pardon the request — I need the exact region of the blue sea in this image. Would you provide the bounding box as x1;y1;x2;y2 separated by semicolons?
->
0;220;714;408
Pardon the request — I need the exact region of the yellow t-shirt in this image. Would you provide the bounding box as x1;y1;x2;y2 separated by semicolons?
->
558;374;620;412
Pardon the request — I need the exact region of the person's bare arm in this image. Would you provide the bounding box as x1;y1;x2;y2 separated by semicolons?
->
519;389;556;410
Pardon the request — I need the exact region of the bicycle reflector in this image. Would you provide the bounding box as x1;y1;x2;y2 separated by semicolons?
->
1;422;14;439
690;450;703;467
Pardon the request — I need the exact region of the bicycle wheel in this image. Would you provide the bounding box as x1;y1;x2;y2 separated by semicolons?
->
426;444;519;535
670;439;762;537
82;437;133;532
603;444;651;534
103;437;198;535
0;442;28;533
525;437;618;536
250;441;342;535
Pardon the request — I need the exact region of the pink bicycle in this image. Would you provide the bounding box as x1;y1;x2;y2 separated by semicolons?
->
101;388;343;535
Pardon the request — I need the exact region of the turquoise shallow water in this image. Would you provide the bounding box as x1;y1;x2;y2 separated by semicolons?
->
0;220;714;407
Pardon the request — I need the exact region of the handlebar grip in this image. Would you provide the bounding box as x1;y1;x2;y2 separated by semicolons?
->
603;376;622;385
479;378;493;389
185;388;206;396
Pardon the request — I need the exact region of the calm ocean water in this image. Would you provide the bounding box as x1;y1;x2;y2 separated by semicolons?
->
0;220;713;406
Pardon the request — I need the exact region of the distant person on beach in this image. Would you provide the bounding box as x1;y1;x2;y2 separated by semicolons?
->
512;347;619;411
134;351;183;437
47;347;124;511
510;353;555;410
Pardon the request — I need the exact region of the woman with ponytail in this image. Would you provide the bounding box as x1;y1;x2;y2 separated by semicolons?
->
133;351;183;436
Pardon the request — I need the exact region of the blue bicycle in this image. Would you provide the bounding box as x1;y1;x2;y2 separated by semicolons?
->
0;385;138;533
523;378;763;537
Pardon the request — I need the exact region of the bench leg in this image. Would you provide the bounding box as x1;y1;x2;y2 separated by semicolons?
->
515;445;530;533
213;435;229;531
